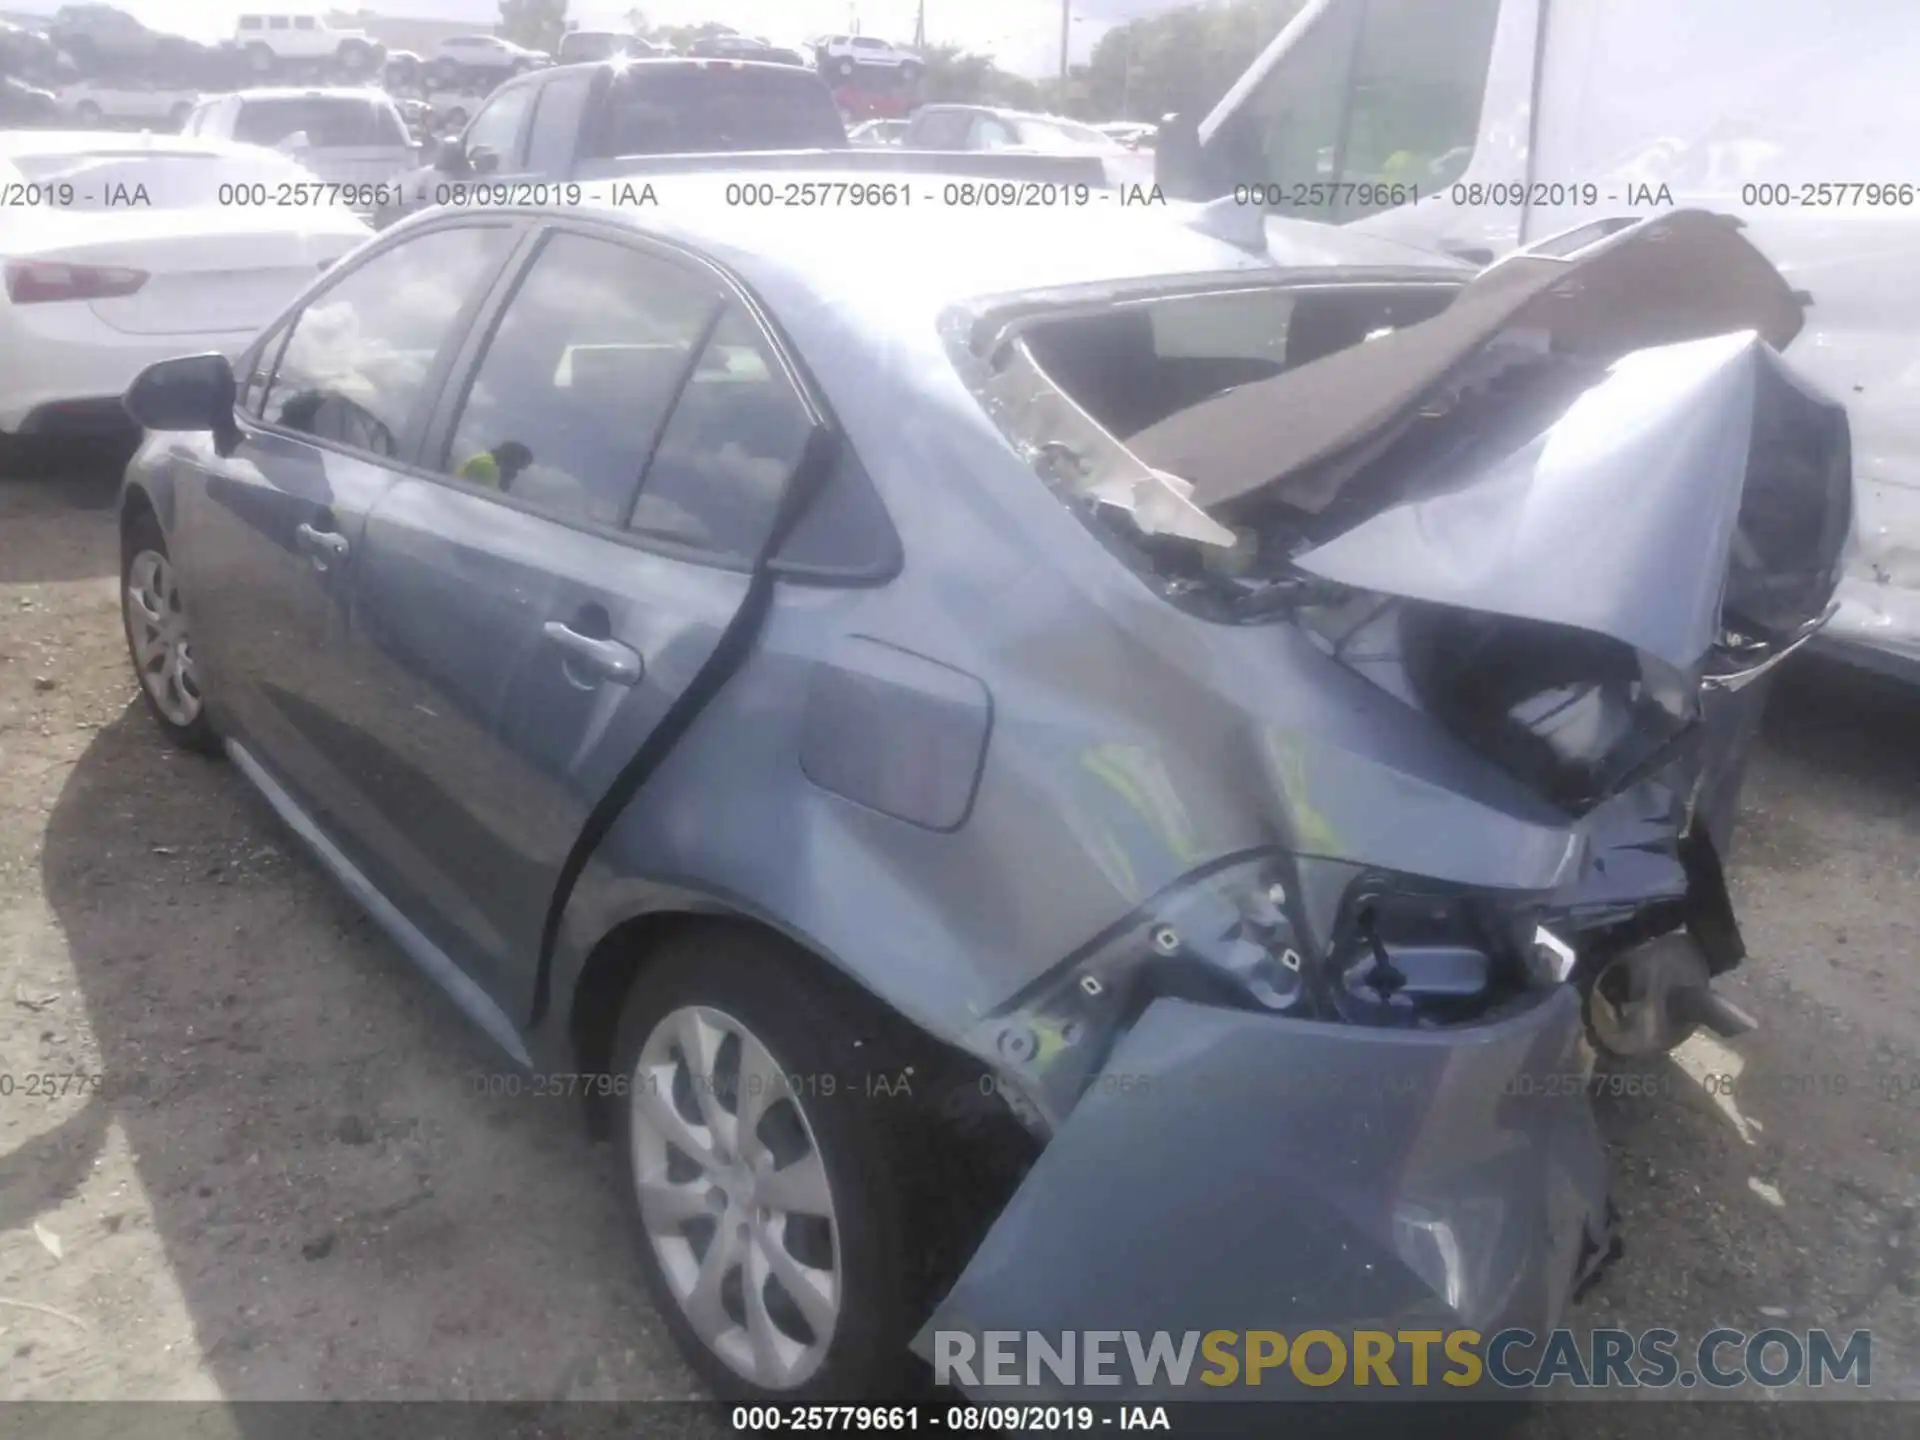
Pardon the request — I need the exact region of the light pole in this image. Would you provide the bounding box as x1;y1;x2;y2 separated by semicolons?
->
1059;1;1070;85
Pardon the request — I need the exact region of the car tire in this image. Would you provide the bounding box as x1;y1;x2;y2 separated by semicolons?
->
244;41;275;74
337;39;371;73
834;57;854;77
121;510;219;756
73;99;102;122
610;926;932;1402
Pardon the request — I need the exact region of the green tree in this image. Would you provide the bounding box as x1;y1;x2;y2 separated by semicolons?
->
1084;0;1307;121
498;0;569;53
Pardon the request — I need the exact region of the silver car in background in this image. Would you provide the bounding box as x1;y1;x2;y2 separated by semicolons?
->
115;187;1847;1402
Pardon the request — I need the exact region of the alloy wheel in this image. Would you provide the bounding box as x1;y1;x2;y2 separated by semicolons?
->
124;549;202;728
629;1004;841;1389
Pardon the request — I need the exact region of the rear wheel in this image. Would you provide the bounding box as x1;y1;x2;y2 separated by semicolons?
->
611;929;929;1401
121;512;218;754
244;41;275;74
337;39;372;74
73;99;102;123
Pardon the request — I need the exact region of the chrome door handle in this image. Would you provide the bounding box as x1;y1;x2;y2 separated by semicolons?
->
542;621;642;686
295;522;349;559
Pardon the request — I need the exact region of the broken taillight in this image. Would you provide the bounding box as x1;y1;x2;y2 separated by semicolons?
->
4;260;149;305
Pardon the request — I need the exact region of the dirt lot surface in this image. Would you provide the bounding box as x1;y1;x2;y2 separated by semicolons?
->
2;463;1917;1434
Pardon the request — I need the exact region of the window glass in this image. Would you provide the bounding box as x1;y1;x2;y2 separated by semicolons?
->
268;15;288;28
1339;0;1500;212
439;233;721;529
1226;0;1499;221
910;109;971;147
592;66;846;154
233;97;406;147
525;72;594;172
970;115;1018;150
293;15;314;28
464;84;534;166
261;226;510;457
631;305;813;560
1148;289;1295;365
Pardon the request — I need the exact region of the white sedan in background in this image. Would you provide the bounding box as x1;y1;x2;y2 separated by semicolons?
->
0;132;370;462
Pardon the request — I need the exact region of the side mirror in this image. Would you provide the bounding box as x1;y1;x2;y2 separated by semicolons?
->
124;353;240;452
434;135;468;172
467;144;499;175
1153;111;1208;199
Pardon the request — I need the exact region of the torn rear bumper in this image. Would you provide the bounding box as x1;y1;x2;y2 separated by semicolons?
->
913;986;1616;1401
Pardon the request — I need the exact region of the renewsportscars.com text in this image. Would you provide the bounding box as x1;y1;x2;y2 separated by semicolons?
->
934;1326;1871;1390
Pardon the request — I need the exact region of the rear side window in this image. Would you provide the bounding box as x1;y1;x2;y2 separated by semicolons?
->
260;226;512;457
233;97;406;147
629;305;814;559
590;67;847;155
437;232;724;529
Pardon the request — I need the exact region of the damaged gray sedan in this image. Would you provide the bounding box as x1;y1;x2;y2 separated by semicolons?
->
117;185;1849;1403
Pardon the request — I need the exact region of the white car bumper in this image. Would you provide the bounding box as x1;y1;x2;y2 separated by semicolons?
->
0;299;258;436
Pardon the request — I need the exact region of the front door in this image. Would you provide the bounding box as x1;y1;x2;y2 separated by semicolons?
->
181;221;522;844
331;225;819;1012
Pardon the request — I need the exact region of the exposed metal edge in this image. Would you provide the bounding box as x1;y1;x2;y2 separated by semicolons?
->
225;738;534;1068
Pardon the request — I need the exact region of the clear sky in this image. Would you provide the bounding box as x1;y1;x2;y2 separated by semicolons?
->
25;1;1198;78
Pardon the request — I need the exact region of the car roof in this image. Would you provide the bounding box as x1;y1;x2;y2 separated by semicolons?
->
493;168;1461;324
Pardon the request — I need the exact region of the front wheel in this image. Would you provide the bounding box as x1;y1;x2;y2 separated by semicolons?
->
612;928;929;1401
122;512;218;754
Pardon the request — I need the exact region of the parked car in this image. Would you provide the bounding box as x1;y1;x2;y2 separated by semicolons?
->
233;13;383;77
0;74;60;125
847;117;907;146
380;49;422;89
45;3;189;74
0;17;68;84
688;33;800;64
179;88;416;191
113;181;1842;1400
557;30;669;64
902;104;1153;186
1154;0;1919;682
0;131;367;463
812;34;920;78
428;33;546;89
59;80;199;131
375;57;850;226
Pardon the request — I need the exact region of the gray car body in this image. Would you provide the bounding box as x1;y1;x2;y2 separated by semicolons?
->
123;182;1837;1400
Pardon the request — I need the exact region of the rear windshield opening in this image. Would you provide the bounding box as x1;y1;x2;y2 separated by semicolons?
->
1017;285;1455;442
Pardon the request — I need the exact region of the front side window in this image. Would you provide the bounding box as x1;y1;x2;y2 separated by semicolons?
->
910;109;972;148
293;16;315;29
437;233;723;529
525;73;594;172
268;16;288;29
1221;0;1500;221
260;225;512;457
464;84;534;168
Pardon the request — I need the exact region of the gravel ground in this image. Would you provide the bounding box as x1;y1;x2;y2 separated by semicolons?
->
1;461;1916;1434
